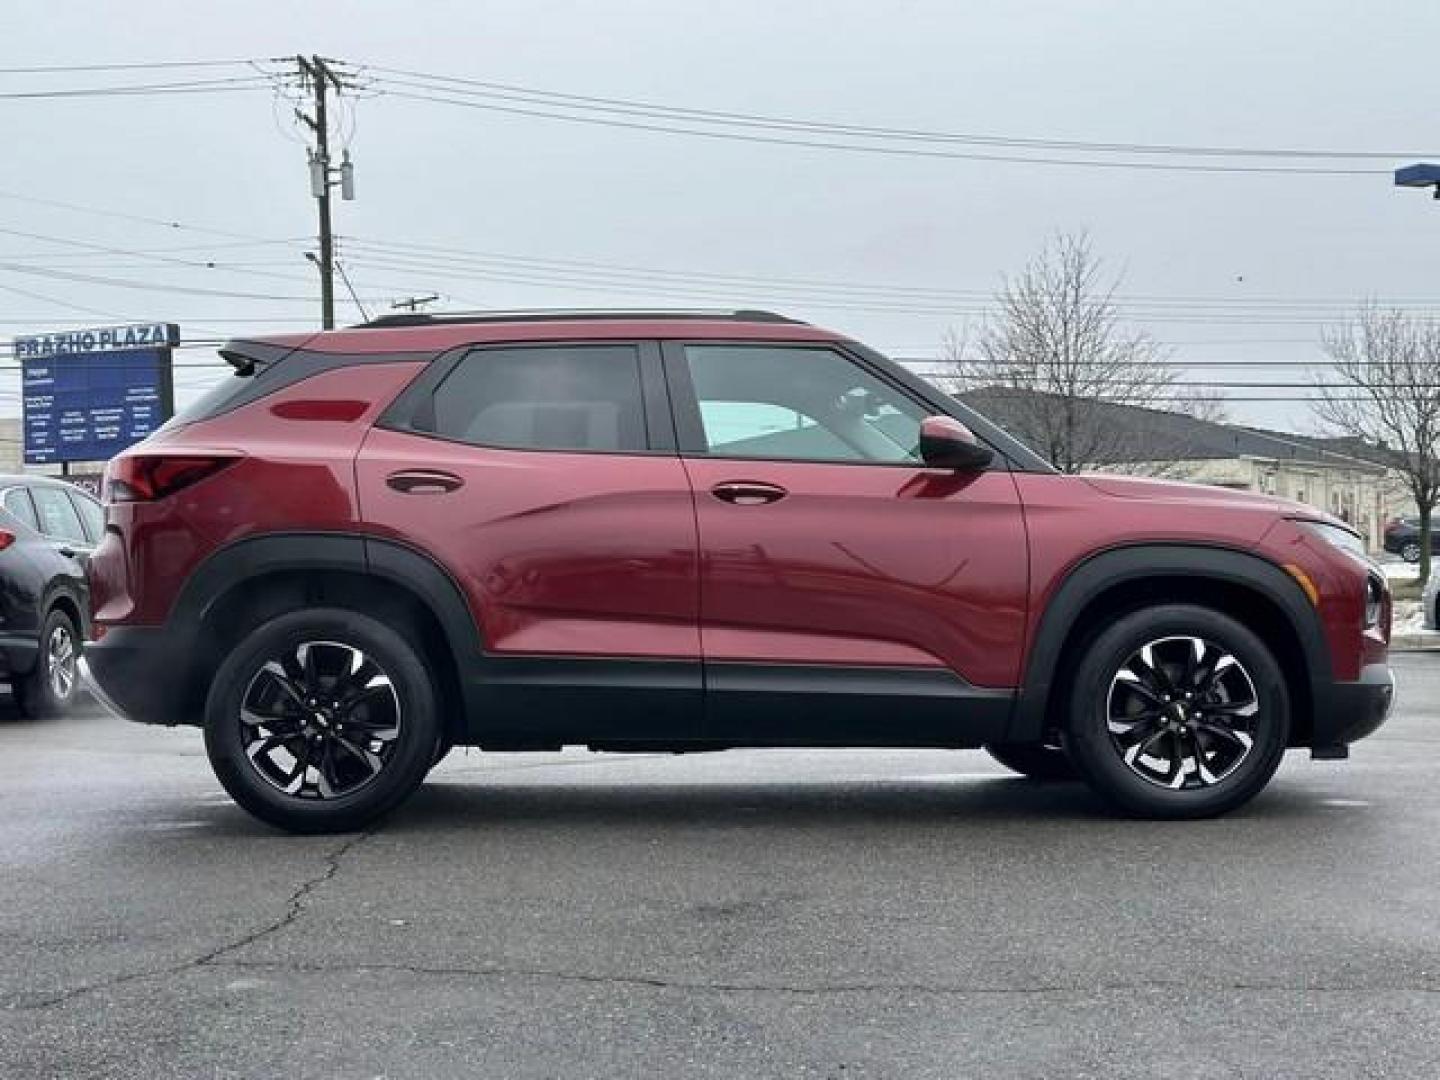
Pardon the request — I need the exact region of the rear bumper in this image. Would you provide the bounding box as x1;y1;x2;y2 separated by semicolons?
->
82;627;197;726
1313;662;1393;750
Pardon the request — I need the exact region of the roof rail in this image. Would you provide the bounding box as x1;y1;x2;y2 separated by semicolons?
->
352;308;805;329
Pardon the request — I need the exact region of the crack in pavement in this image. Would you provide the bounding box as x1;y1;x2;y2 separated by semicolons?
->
5;831;372;1012
200;958;1440;999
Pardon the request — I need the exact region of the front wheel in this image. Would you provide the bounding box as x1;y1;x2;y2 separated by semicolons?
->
204;608;442;834
1063;605;1290;819
1402;541;1422;564
14;608;81;718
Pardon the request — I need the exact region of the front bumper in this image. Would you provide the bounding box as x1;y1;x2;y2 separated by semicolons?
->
1312;662;1393;752
0;634;39;681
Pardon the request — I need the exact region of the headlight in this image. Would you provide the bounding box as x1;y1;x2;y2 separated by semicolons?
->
1365;575;1385;628
1294;519;1368;559
1292;520;1385;627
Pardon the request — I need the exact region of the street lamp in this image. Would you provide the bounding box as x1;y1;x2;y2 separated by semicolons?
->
1395;163;1440;198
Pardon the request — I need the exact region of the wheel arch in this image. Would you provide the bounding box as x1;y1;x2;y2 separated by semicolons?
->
46;590;85;637
168;533;482;740
1010;543;1329;747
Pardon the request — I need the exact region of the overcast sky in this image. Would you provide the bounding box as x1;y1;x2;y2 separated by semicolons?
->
4;0;1438;431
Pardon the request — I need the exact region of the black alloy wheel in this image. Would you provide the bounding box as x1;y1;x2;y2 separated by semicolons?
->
205;608;441;833
1064;605;1289;819
239;640;402;800
15;608;81;717
1103;636;1259;790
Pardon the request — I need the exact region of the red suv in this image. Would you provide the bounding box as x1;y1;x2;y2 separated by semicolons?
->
81;310;1394;833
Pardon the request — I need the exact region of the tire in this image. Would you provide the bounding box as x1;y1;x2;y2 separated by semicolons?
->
985;742;1077;781
1062;604;1290;819
1402;541;1422;564
14;608;81;718
203;607;442;834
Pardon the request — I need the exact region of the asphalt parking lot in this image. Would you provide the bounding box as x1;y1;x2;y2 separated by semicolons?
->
2;654;1437;1079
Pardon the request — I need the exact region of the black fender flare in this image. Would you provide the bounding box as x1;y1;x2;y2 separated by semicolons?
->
1009;543;1331;742
41;577;91;643
170;531;484;717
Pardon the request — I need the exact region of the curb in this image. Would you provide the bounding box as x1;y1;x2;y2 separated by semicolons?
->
1391;633;1440;652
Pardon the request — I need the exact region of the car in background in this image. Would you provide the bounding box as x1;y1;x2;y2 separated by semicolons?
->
0;476;100;716
1383;517;1435;563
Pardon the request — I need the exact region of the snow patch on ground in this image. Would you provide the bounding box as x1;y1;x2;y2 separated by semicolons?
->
1380;561;1420;584
1393;600;1435;638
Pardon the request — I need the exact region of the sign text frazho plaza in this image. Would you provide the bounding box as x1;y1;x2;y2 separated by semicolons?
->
17;322;178;466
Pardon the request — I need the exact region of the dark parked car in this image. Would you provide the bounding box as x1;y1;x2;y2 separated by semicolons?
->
0;475;100;716
83;310;1393;833
1383;517;1435;563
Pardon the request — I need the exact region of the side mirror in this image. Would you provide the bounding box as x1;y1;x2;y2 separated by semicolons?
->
919;416;994;471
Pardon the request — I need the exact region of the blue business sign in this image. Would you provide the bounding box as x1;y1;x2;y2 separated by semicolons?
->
15;323;178;465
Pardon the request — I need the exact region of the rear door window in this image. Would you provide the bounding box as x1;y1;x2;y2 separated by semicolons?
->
29;486;89;544
430;345;649;453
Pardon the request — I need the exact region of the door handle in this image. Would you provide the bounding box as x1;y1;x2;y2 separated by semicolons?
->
56;546;77;559
710;481;788;506
386;469;465;494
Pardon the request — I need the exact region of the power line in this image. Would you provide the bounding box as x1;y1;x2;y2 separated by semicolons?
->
0;189;288;243
0;279;139;322
336;253;1395;324
341;237;1440;314
0;225;327;287
375;82;1394;176
0;317;318;325
0;76;273;100
0;260;404;304
0;59;262;75
368;67;1429;163
333;260;370;321
0;185;1420;319
0;226;440;301
0;262;330;302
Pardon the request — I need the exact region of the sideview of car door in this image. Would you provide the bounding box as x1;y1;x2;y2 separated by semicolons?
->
663;341;1029;745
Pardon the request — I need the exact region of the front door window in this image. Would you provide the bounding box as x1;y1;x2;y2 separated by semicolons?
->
683;345;926;465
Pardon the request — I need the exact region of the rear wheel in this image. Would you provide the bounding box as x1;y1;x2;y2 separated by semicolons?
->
204;608;441;834
985;742;1077;781
1402;540;1422;563
15;608;81;718
1063;605;1290;819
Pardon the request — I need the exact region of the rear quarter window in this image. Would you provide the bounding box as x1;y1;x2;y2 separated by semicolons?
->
165;340;436;428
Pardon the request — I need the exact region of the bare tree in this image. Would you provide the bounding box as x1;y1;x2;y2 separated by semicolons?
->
1172;386;1230;426
941;231;1176;473
1315;304;1440;582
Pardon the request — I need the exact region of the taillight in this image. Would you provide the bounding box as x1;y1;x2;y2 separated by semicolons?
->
0;529;13;552
106;455;238;503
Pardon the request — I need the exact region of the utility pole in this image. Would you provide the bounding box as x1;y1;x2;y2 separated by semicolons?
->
295;55;356;329
392;294;440;313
